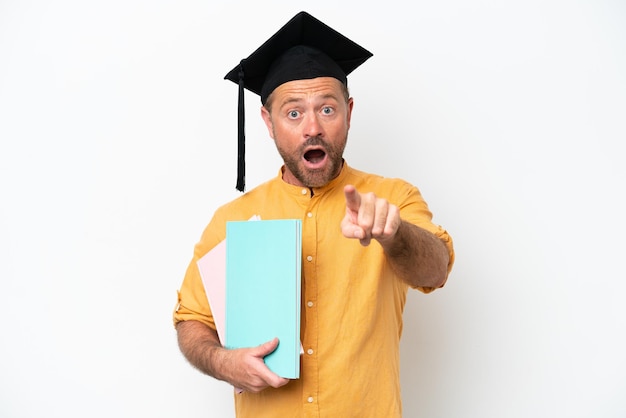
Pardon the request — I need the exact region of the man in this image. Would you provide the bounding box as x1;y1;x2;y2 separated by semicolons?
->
173;11;454;417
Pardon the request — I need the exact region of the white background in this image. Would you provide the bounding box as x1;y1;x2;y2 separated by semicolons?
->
1;1;625;417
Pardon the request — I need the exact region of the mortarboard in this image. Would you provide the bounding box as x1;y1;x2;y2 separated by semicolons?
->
224;11;373;192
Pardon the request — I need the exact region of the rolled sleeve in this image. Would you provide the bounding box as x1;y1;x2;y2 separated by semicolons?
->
397;184;455;293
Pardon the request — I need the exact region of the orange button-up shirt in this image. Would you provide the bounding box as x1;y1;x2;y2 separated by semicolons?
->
173;163;454;418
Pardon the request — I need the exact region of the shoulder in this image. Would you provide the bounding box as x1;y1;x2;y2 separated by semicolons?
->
197;178;280;249
213;177;280;220
344;165;419;203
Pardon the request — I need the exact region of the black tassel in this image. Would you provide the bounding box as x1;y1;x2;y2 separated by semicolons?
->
235;61;245;192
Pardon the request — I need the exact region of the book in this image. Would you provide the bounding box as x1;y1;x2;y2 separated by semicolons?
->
196;215;261;343
225;219;302;379
196;240;227;343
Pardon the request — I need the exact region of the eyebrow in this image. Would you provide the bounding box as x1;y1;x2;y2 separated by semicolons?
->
279;93;340;109
279;97;304;108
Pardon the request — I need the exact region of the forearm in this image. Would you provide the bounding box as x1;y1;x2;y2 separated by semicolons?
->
176;320;288;392
176;320;229;382
379;221;450;288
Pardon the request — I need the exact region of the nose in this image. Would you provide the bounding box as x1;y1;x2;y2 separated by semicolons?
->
303;113;323;138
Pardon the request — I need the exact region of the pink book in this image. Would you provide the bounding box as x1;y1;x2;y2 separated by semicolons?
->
196;240;227;344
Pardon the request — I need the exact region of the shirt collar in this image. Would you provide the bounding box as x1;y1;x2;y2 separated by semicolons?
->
275;160;350;198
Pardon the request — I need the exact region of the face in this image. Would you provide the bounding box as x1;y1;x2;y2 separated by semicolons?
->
261;77;354;188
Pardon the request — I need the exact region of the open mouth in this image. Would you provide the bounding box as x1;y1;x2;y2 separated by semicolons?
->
304;148;327;164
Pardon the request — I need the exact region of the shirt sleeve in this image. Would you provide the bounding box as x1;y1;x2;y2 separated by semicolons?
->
172;210;228;333
394;182;455;293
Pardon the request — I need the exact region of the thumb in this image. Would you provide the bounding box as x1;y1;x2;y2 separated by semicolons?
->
254;337;280;357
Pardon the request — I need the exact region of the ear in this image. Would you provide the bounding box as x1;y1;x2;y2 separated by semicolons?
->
260;106;275;139
346;97;354;129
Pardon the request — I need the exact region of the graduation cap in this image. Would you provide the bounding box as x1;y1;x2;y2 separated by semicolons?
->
224;11;373;191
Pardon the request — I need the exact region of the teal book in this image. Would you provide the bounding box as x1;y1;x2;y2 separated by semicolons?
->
225;219;302;379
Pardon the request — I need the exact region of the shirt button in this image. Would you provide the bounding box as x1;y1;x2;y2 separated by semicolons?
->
307;301;314;308
307;396;314;403
301;188;308;195
307;212;313;218
307;348;314;355
306;255;313;262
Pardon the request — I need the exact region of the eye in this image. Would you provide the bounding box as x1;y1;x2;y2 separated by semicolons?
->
288;110;300;119
321;106;334;115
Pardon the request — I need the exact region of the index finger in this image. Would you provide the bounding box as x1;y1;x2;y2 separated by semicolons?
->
344;185;361;213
